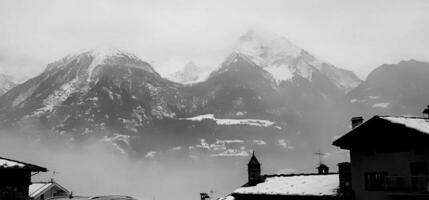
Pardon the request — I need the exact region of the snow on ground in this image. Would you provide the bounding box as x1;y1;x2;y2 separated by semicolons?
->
233;174;339;196
0;158;25;168
189;139;252;157
381;116;429;135
372;102;390;108
210;149;250;157
179;114;275;127
253;139;267;145
168;146;182;151
278;139;294;150
216;139;244;144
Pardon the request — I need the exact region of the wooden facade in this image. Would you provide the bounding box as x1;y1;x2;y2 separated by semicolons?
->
0;157;47;200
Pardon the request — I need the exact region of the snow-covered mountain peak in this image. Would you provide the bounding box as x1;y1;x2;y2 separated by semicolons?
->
45;47;156;78
233;29;361;92
223;52;257;67
86;47;141;65
235;29;302;67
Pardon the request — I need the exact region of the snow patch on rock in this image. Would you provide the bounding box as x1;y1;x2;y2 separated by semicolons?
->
179;114;275;127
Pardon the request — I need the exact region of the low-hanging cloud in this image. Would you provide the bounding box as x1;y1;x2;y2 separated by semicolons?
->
0;130;246;200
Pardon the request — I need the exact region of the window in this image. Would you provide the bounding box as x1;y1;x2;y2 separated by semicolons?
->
364;172;388;191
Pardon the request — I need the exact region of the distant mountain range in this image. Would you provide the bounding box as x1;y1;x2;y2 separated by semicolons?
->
170;29;361;93
1;29;428;164
347;59;429;117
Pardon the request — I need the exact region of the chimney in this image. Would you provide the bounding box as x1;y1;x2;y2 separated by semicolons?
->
338;162;352;193
351;117;363;129
317;164;329;175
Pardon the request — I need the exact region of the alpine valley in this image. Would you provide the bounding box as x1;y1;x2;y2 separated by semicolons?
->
1;29;429;169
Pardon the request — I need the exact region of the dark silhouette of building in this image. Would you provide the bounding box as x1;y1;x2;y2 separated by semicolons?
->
0;156;47;200
333;115;429;200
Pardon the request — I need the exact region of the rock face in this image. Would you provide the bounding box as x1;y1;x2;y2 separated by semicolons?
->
0;48;185;138
0;74;16;96
347;60;429;116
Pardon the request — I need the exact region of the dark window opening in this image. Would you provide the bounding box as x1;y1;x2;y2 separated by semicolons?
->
365;172;388;191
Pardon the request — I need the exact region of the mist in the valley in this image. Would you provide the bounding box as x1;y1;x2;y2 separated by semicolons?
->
0;130;249;200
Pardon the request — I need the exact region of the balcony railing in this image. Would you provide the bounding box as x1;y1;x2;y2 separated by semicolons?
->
385;176;429;193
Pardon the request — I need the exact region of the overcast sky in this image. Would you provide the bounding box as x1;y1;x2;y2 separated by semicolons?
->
1;0;428;81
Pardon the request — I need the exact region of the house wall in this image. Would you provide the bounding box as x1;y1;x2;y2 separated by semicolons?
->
350;147;429;200
0;169;31;200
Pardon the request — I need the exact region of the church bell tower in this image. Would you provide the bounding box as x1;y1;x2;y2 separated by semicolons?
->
247;151;261;185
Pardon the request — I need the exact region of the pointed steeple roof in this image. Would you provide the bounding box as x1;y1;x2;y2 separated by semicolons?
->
248;151;260;166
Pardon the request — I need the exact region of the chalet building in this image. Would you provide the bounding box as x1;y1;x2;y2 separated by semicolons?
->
29;181;70;200
333;115;429;200
0;156;47;200
219;152;344;200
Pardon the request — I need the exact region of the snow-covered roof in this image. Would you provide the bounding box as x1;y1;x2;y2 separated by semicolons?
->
29;183;53;198
29;182;69;198
380;116;429;135
233;174;339;196
0;156;47;171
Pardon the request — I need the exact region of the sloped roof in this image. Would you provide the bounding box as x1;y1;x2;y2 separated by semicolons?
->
232;174;339;196
29;182;69;198
0;156;47;171
380;116;429;134
333;116;429;149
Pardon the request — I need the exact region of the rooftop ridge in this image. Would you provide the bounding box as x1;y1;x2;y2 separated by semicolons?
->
377;115;427;119
263;172;338;178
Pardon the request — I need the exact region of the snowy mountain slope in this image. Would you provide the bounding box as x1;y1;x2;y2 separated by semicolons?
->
347;60;429;116
234;29;361;93
181;53;280;117
0;74;16;95
0;48;185;136
0;49;289;157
